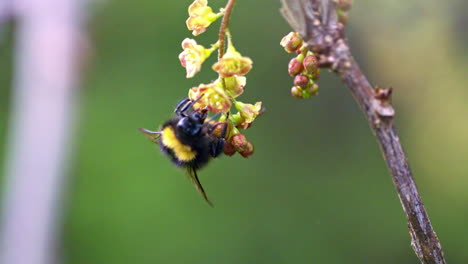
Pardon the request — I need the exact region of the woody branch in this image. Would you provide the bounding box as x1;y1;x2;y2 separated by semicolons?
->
280;0;446;263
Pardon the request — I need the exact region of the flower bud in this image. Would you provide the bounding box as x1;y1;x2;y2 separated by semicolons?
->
338;11;349;25
212;122;229;138
231;133;248;152
311;68;320;81
291;86;303;98
288;58;303;77
280;32;303;53
294;74;309;88
337;0;352;11
239;141;254;158
307;83;319;95
303;54;318;75
223;140;236;156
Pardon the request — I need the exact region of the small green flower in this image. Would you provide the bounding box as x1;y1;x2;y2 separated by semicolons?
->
224;75;246;98
186;0;223;36
234;101;262;129
179;38;215;78
188;81;231;113
213;44;252;77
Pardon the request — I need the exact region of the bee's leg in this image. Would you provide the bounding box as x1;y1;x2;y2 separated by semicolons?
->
174;98;191;116
175;95;206;116
209;122;228;158
210;139;225;158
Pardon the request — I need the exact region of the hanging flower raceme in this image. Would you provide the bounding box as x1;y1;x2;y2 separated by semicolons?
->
186;0;224;36
280;32;321;99
179;0;262;158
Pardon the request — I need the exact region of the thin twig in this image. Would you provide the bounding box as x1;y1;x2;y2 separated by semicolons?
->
280;1;446;263
218;0;236;59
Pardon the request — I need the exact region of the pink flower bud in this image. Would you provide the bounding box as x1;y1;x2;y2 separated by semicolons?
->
239;141;254;158
294;74;309;88
311;68;320;81
231;133;249;152
223;140;236;156
291;86;303;98
288;58;303;77
337;0;352;11
303;54;318;75
307;83;319;95
280;32;303;53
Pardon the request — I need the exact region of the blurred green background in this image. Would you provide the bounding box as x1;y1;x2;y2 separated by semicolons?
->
1;0;468;263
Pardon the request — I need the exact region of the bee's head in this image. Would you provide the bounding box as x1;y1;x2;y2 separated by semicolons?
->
176;110;207;137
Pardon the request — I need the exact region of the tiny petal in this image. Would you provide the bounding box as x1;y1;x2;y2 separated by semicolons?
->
280;32;303;53
179;38;212;78
235;101;262;129
224;75;246;98
188;0;208;15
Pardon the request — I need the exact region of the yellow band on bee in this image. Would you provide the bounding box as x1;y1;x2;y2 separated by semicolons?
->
161;127;196;162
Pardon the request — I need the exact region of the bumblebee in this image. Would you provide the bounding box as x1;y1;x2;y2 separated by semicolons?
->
139;97;227;206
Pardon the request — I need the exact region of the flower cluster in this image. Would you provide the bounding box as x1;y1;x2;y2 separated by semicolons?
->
179;0;262;158
280;32;320;99
337;0;352;25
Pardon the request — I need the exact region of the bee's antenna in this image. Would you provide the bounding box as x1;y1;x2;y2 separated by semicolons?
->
138;128;162;144
177;95;206;116
188;94;205;109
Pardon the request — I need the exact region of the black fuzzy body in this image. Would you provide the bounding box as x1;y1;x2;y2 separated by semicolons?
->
159;117;217;170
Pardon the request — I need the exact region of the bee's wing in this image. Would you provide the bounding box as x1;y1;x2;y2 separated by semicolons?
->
187;167;213;207
138;128;161;144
